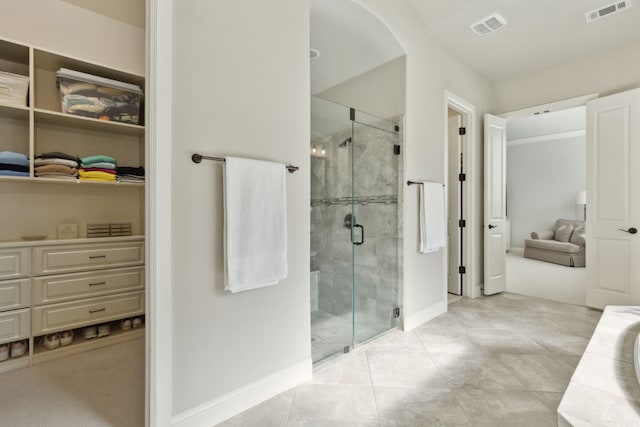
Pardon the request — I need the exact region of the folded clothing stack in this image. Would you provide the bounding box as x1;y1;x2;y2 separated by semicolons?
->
79;154;117;182
35;152;79;180
117;166;145;183
0;151;29;177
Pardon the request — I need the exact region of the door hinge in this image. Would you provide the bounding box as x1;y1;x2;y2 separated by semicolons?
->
458;266;466;274
458;173;466;182
394;125;400;132
458;219;466;228
392;307;401;318
394;144;401;155
458;127;466;135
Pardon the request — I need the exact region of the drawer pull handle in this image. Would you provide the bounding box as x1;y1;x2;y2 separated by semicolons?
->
89;281;106;286
89;255;106;260
89;308;106;314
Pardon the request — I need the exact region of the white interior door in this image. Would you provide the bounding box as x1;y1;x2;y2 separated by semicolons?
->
585;88;640;309
448;113;462;294
484;114;507;295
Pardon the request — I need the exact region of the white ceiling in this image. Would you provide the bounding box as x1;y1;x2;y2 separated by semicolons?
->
507;106;585;143
311;0;640;93
310;0;404;94
409;0;640;82
63;0;640;87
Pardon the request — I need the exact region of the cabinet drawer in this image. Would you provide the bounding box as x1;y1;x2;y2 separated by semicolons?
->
0;248;29;280
33;241;144;275
0;308;30;344
32;291;144;334
33;267;144;306
0;278;30;312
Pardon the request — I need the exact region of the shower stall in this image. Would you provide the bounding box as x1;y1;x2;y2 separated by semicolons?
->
310;96;401;363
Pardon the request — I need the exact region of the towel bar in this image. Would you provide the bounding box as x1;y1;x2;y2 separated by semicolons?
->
407;180;444;187
192;153;299;173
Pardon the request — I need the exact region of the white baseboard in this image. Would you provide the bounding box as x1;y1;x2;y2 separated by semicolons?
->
472;282;483;299
402;299;447;331
171;359;312;427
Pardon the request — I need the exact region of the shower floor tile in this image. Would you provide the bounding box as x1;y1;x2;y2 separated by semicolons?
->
311;310;393;363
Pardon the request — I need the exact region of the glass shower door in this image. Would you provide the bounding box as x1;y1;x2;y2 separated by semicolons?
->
310;97;354;363
351;112;400;345
310;96;400;363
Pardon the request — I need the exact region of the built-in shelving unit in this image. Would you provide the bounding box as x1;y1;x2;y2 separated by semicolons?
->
0;36;146;374
1;36;146;243
0;37;145;186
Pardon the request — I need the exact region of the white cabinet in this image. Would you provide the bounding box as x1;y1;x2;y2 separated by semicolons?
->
0;237;145;371
33;266;144;305
0;246;31;372
33;242;145;275
32;291;144;335
0;248;30;280
0;308;30;344
0;279;30;311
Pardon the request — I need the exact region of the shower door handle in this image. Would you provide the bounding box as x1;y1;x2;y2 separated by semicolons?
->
352;224;364;245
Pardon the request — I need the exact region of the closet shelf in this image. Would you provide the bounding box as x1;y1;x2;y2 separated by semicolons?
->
0;176;144;187
32;327;144;365
0;356;29;374
34;109;145;136
0;103;29;120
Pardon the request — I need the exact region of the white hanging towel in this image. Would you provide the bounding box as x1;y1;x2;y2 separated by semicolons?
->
419;181;446;253
224;157;288;292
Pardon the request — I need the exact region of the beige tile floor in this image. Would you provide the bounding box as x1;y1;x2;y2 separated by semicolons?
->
221;292;602;426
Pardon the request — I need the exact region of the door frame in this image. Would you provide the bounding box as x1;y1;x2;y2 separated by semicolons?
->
446;112;463;295
444;91;477;299
147;0;173;425
485;93;599;299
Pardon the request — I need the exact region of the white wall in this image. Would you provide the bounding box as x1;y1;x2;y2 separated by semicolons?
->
507;136;586;247
494;40;640;113
355;0;492;322
319;56;406;119
168;0;311;422
151;0;492;424
0;0;144;75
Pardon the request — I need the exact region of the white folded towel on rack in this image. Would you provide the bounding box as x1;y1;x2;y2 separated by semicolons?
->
419;181;446;253
224;157;288;292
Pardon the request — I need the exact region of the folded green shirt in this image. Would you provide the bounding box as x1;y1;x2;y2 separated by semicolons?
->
81;155;116;165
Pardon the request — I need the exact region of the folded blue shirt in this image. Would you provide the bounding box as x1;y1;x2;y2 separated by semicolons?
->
0;170;29;177
0;151;29;167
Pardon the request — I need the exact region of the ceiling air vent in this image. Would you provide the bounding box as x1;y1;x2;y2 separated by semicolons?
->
470;13;507;36
585;0;632;23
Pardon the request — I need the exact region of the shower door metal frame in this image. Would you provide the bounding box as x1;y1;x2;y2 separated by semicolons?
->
348;107;400;349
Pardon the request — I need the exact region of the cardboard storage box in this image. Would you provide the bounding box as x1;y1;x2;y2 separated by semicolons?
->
57;68;142;124
0;71;29;107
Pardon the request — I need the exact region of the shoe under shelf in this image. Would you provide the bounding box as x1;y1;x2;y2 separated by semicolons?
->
32;324;144;365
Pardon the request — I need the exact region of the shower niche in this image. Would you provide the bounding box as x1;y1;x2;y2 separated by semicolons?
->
310;96;401;363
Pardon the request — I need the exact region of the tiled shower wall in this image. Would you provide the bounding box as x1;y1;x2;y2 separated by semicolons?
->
310;120;401;329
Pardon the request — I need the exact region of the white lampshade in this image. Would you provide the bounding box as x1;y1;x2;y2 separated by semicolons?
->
576;191;587;205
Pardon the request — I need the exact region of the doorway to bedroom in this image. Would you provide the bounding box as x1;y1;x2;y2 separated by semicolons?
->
504;105;587;305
